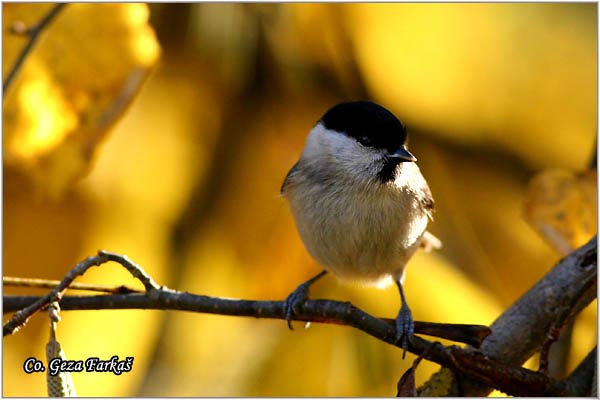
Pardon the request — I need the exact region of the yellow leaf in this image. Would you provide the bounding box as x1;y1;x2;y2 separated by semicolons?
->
523;168;597;254
3;3;160;197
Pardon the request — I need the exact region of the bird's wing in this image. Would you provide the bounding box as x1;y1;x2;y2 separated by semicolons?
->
419;179;435;220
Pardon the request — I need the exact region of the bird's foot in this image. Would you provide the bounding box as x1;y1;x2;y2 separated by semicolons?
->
284;281;311;330
395;303;415;358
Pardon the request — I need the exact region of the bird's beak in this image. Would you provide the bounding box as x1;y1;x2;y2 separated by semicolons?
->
390;146;417;162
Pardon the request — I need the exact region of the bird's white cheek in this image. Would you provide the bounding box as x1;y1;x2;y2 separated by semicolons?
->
302;124;380;180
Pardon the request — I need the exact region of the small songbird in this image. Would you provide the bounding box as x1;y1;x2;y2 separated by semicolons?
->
280;100;441;352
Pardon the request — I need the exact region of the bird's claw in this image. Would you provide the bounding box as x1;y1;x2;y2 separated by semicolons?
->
395;304;415;358
284;282;311;330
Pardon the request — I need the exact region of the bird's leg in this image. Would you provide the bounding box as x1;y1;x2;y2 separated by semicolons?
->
395;278;415;358
284;270;328;330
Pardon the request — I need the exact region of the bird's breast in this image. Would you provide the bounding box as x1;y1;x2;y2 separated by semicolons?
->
287;180;429;284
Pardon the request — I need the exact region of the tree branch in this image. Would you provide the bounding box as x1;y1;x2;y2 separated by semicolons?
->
4;291;487;345
3;276;142;294
3;3;67;95
538;266;595;374
3;236;595;396
3;250;160;336
419;235;597;396
562;347;597;396
2;289;576;396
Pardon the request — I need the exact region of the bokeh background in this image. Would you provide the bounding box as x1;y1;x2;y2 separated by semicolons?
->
2;3;597;397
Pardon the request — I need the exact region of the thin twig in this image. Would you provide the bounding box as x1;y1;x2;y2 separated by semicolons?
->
3;237;595;396
3;292;487;346
3;276;143;294
2;250;160;336
3;291;572;396
3;3;67;94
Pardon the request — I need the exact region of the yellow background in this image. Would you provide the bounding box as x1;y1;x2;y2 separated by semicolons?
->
3;3;597;396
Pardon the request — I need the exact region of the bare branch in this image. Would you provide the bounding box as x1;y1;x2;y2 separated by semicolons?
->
562;347;597;396
3;250;160;336
4;292;486;346
3;4;67;95
538;274;592;375
3;237;595;396
420;236;597;396
2;290;573;396
3;276;142;294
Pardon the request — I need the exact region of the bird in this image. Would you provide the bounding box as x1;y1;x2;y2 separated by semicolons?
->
280;100;441;354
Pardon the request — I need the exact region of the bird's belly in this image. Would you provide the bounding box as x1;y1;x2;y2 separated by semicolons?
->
289;189;428;285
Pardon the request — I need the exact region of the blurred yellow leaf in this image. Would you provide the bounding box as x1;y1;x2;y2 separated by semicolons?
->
3;3;160;197
523;168;597;254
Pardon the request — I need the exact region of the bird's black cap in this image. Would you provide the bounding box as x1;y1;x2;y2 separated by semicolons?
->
319;101;408;153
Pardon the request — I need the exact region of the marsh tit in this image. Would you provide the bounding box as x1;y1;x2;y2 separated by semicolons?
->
281;100;441;353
